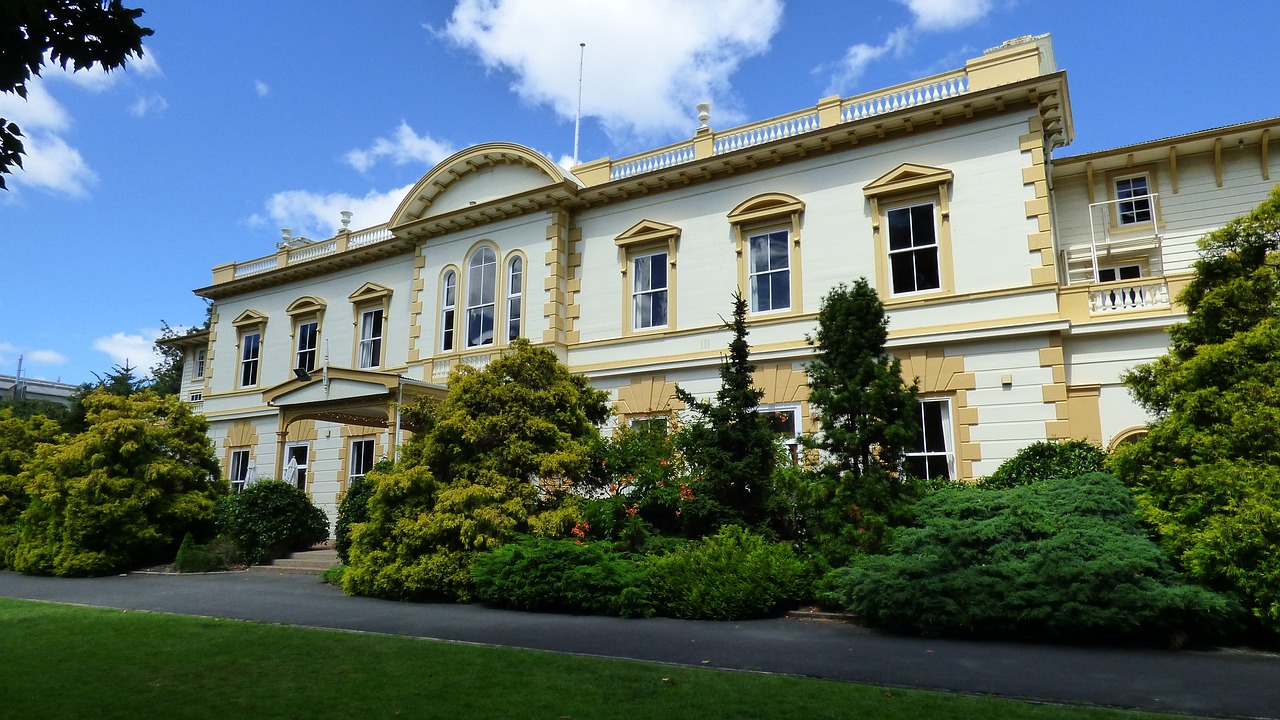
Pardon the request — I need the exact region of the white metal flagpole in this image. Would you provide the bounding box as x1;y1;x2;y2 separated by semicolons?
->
573;42;585;166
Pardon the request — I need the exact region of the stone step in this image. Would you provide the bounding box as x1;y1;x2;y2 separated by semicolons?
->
249;548;340;575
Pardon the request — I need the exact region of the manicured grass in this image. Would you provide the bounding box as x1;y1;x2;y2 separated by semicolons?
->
0;598;1176;720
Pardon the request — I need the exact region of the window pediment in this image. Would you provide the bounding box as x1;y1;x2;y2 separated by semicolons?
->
286;296;327;316
864;163;953;198
232;309;268;328
727;192;804;226
348;282;393;304
614;219;681;249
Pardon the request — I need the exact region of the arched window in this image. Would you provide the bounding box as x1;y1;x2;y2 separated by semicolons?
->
466;247;497;348
507;255;523;342
441;269;457;352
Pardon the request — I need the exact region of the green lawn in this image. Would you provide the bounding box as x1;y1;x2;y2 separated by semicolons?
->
0;598;1180;720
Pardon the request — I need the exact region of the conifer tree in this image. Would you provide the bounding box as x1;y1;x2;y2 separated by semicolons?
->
674;291;778;535
1112;186;1280;633
806;278;918;483
803;278;919;562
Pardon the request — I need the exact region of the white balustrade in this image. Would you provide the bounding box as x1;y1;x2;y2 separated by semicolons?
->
233;256;279;278
841;72;969;122
460;353;491;371
347;226;392;248
288;239;337;264
713;111;820;155
611;143;696;181
1090;282;1169;314
432;359;452;379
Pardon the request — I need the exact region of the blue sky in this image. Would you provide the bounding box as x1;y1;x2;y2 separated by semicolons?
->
2;0;1275;385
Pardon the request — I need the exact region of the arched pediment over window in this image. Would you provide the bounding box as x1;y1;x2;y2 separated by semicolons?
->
389;142;570;228
286;296;327;316
727;192;805;226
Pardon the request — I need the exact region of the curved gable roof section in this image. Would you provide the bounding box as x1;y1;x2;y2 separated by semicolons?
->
390;142;569;228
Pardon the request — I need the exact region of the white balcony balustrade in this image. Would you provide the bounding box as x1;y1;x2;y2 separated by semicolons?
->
1090;281;1169;314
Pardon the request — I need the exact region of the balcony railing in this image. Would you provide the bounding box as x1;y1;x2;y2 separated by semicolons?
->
1090;280;1170;314
219;224;393;282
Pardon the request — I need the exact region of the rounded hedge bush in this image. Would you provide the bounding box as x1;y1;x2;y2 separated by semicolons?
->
215;480;329;565
646;525;810;620
980;439;1107;489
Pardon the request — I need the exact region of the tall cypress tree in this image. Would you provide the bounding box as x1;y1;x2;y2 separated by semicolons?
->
806;278;918;484
674;291;778;535
804;279;919;562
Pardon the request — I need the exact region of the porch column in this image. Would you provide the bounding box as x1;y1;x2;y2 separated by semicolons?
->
275;429;289;480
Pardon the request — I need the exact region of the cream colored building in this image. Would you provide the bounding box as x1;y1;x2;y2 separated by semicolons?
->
177;34;1280;526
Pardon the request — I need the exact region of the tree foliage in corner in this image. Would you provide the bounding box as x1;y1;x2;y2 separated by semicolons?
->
342;339;611;602
0;1;153;188
1111;185;1280;634
803;279;919;563
673;291;779;535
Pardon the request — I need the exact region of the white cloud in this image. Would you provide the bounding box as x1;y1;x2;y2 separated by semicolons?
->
438;0;783;146
93;330;164;375
0;79;70;132
900;0;994;31
7;130;97;196
345;122;455;173
824;27;911;94
261;184;414;239
823;0;995;94
128;93;168;118
27;349;68;365
254;80;271;97
0;343;69;375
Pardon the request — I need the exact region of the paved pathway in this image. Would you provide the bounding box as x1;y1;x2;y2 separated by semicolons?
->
2;570;1277;719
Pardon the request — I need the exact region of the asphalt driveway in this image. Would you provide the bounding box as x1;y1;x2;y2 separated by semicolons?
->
1;570;1277;719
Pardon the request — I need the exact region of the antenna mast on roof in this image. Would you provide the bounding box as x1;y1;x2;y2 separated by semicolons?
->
573;42;585;166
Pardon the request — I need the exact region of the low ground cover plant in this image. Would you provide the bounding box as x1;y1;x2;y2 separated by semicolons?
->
830;472;1239;643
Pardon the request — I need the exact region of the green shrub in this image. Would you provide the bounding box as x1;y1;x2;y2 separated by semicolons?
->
1120;458;1280;632
646;525;810;620
172;533;238;573
215;480;329;566
4;391;223;576
471;537;653;617
341;465;487;602
334;474;377;565
981;439;1107;489
830;473;1239;643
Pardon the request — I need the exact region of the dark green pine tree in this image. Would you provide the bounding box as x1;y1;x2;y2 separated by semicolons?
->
803;279;921;563
806;278;919;485
674;291;778;535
